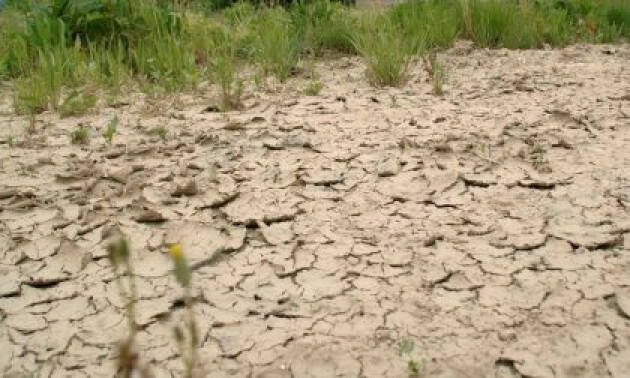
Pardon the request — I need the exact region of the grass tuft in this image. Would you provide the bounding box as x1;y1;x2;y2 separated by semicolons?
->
103;115;119;145
304;79;323;96
59;90;97;118
70;124;90;145
353;13;419;87
424;52;447;96
252;7;300;83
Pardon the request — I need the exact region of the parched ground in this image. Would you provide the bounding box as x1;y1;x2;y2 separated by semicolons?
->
1;42;630;378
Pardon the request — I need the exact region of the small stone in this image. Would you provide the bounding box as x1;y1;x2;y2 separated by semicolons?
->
134;208;167;223
107;166;134;184
263;139;285;150
462;173;497;187
518;178;556;189
377;157;400;177
615;290;630;319
172;180;198;197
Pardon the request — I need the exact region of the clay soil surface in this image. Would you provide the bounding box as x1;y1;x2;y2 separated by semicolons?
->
1;43;630;378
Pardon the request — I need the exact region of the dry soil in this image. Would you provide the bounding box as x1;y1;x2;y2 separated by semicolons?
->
1;42;630;378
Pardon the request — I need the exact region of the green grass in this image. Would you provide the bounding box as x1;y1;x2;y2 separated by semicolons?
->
70;124;90;145
352;12;418;87
103;115;119;144
425;53;447;96
389;0;460;50
252;7;300;82
291;0;355;54
0;0;628;113
59;90;97;117
147;125;169;141
199;23;244;110
304;79;323;95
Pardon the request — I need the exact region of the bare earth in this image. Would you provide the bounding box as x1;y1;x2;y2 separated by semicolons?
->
1;42;630;378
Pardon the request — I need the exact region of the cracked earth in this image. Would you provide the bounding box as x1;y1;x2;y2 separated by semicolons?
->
1;42;630;377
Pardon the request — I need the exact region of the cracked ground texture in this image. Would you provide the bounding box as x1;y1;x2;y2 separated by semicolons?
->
1;42;630;378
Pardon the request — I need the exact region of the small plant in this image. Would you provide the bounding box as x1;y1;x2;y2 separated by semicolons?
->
107;237;152;378
70;124;90;145
253;7;300;83
353;13;419;87
398;338;422;376
59;90;97;117
425;52;447;96
205;28;244;111
169;244;199;378
304;80;323;96
6;135;16;147
531;143;551;173
290;0;355;54
391;94;399;107
103;115;119;144
148;125;168;141
14;76;50;115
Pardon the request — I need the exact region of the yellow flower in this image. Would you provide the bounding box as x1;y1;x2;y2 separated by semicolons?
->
169;243;183;260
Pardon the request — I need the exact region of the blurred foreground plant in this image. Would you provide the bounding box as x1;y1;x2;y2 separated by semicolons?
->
107;237;153;378
169;243;199;378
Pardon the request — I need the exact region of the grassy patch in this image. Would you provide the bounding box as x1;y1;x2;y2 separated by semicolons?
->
292;0;355;54
352;12;418;87
147;125;169;141
1;0;628;115
252;7;300;82
200;24;244;110
59;90;97;117
70;124;90;145
389;0;460;50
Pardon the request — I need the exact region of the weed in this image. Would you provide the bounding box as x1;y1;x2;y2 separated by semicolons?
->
131;33;200;92
14;77;49;115
103;115;119;145
6;135;15;147
389;0;460;50
106;237;153;378
203;26;244;111
252;7;300;82
531;143;551;173
605;1;630;36
168;244;199;378
425;53;447;96
148;125;169;141
59;90;97;117
291;0;355;54
407;360;421;375
459;0;545;48
398;338;422;376
390;94;398;107
353;13;418;87
304;80;323;96
70;124;90;145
